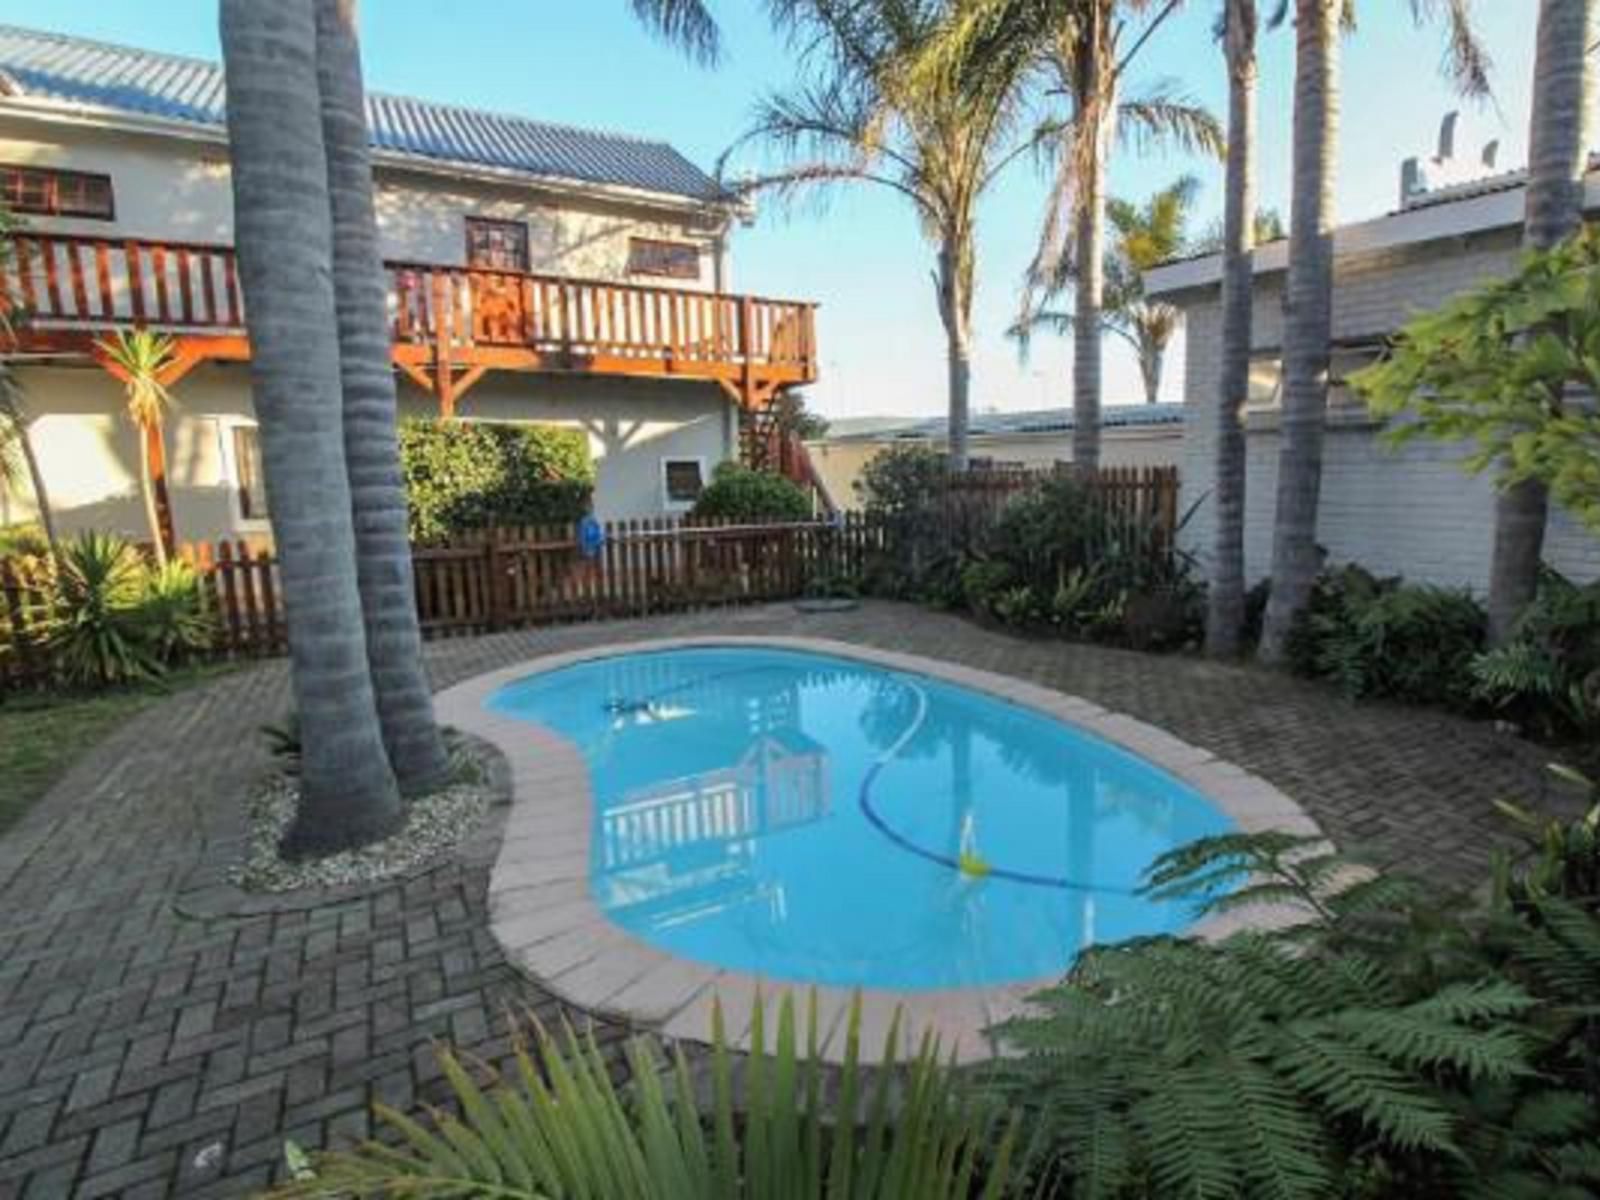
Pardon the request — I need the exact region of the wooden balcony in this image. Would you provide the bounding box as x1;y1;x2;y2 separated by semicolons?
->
1;232;819;411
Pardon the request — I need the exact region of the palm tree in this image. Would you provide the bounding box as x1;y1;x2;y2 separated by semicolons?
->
95;329;176;568
1203;0;1259;658
1486;0;1596;645
726;0;1040;471
1013;174;1200;405
1257;0;1491;662
0;209;58;558
314;0;452;795
220;0;401;856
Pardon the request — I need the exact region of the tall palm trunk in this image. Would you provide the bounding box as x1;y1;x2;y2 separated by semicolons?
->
17;416;57;557
1205;0;1258;658
1486;0;1595;644
221;0;401;856
138;419;169;568
1070;9;1115;475
1136;333;1163;404
315;0;452;793
1258;0;1339;663
937;234;972;471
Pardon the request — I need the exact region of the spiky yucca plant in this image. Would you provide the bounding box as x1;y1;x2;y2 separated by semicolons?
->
992;833;1537;1200
270;991;1017;1199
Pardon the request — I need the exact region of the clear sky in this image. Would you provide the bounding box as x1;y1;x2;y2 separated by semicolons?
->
3;1;1541;419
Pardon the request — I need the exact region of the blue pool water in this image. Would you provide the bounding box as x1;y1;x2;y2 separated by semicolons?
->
488;647;1233;990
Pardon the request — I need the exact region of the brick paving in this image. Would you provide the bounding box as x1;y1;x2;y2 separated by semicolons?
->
0;601;1567;1197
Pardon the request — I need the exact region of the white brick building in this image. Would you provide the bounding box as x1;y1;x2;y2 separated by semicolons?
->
1146;163;1600;591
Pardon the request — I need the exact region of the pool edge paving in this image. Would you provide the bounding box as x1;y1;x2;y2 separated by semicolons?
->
436;634;1324;1066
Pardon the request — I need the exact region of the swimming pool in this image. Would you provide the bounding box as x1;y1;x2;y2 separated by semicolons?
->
487;645;1236;990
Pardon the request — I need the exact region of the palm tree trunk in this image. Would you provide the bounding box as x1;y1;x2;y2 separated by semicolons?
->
1205;0;1258;658
1486;0;1595;644
1138;336;1163;405
937;236;972;471
1072;120;1107;473
315;0;452;793
136;421;170;568
1258;0;1339;664
221;0;401;856
15;412;59;558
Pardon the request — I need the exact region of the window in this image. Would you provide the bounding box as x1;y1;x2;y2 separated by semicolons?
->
465;217;530;271
232;424;269;521
627;238;700;280
0;164;114;220
661;458;705;508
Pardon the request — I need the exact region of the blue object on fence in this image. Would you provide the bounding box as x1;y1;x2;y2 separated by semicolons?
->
577;515;606;559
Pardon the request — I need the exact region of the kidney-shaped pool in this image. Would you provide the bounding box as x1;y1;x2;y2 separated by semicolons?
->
487;645;1235;990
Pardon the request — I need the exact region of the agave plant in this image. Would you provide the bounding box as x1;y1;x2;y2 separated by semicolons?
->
137;558;215;664
270;991;1017;1199
46;531;160;686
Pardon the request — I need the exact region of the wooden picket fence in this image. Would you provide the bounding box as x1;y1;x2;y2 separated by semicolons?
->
0;466;1178;687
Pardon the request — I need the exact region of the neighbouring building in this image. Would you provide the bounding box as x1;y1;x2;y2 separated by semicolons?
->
1146;127;1600;592
806;403;1183;509
0;24;818;547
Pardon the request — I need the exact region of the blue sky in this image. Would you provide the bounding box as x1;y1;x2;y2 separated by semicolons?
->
5;2;1539;419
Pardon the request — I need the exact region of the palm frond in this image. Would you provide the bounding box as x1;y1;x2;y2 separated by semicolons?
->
631;0;722;65
94;329;177;431
1409;0;1494;100
1117;83;1225;158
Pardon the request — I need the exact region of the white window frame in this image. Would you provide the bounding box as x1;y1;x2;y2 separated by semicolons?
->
660;456;707;512
218;416;271;530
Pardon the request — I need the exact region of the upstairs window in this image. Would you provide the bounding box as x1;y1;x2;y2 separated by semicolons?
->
0;164;114;220
465;217;530;271
628;238;700;280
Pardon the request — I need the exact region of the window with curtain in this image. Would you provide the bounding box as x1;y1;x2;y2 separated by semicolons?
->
465;217;530;271
233;425;269;520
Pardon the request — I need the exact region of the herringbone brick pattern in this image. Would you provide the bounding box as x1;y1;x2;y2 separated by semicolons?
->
0;603;1561;1196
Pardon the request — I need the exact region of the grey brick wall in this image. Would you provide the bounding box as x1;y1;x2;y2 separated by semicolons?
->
1178;230;1600;592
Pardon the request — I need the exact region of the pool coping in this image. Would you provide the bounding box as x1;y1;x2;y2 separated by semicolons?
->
434;635;1323;1065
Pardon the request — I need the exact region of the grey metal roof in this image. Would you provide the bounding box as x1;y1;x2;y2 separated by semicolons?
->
0;24;727;203
821;403;1185;443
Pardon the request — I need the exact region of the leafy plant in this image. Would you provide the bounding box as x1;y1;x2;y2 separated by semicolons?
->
398;418;594;543
1472;569;1600;739
0;521;49;558
692;461;812;521
45;532;160;686
138;559;214;663
269;992;1017;1199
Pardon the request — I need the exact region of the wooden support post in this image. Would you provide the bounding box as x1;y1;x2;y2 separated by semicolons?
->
432;271;456;418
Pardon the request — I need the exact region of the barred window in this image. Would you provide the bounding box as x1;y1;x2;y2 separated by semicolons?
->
0;165;114;220
628;238;700;280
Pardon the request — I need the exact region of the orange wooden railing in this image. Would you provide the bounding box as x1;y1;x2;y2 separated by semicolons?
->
1;231;818;378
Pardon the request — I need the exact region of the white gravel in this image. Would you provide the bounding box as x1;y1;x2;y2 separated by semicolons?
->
232;751;498;893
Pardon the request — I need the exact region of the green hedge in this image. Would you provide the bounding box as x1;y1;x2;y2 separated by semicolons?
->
398;419;594;543
691;462;811;521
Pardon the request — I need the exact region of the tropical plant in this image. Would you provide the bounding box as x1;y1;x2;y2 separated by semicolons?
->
268;992;1018;1199
0;204;58;559
45;532;160;686
1205;0;1264;659
692;461;813;521
137;559;215;665
725;0;1041;470
1012;174;1201;406
94;329;177;569
1486;0;1597;646
221;0;401;856
1257;0;1492;663
315;0;452;795
397;419;593;542
1471;569;1600;739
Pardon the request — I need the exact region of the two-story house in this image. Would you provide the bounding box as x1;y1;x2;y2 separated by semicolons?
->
0;24;818;547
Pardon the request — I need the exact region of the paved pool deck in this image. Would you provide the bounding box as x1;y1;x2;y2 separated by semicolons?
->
0;602;1568;1197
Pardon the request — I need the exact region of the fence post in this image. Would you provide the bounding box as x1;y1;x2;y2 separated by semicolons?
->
485;530;505;632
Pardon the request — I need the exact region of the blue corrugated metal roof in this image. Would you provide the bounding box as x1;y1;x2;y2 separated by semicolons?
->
823;403;1185;442
0;24;727;202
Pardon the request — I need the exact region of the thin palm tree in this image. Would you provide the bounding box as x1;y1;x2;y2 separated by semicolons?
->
1013;173;1199;405
1257;0;1492;662
314;0;452;795
95;329;177;568
1203;0;1259;658
1485;0;1596;645
221;0;401;856
725;0;1040;471
0;208;58;558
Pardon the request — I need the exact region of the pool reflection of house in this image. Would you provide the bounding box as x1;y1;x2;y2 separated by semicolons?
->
596;726;832;926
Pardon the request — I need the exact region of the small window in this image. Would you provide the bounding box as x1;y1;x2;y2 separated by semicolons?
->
465;217;529;271
662;458;705;508
0;164;114;220
628;238;700;280
232;425;269;521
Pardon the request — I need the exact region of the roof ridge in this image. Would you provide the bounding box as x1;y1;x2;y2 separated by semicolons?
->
0;22;695;162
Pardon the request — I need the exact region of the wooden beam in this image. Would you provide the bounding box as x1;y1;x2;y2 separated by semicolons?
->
394;359;435;393
450;363;489;404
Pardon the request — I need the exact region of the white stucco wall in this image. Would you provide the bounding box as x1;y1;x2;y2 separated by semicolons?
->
0;115;722;285
806;424;1183;511
1175;230;1600;591
1;363;737;541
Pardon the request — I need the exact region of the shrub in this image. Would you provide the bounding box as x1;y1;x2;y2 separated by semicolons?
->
1472;568;1600;739
691;461;812;521
46;531;159;685
138;560;214;664
855;444;949;515
1289;564;1486;706
397;418;594;543
0;521;48;558
270;992;1017;1199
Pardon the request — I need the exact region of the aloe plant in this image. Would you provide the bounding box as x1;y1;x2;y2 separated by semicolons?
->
270;992;1017;1199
